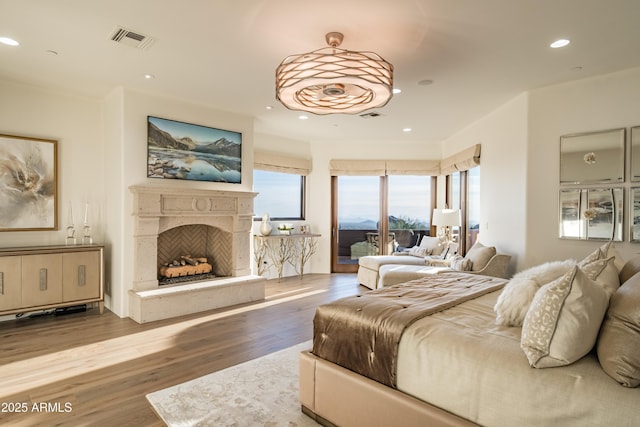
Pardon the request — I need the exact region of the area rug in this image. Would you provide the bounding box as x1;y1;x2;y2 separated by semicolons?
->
146;341;320;427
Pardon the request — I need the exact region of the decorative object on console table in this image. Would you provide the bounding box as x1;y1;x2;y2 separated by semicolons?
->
277;223;294;235
65;201;76;245
432;208;461;248
0;133;58;231
253;234;321;280
82;202;93;245
259;213;272;236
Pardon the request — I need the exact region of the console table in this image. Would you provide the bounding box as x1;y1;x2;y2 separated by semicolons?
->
0;244;104;316
253;234;321;280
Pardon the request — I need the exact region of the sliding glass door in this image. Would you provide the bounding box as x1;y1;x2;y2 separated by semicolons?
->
331;176;381;273
331;175;434;273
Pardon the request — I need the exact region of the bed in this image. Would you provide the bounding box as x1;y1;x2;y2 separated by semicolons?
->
300;248;640;427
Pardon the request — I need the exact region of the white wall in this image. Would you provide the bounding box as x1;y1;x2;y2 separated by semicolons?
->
440;93;529;272
527;67;640;266
0;80;105;247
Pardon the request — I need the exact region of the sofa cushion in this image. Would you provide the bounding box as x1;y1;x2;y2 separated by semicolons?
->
465;241;496;271
597;272;640;387
521;266;609;368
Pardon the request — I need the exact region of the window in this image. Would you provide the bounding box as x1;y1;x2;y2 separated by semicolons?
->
253;170;305;220
388;175;432;249
448;166;480;252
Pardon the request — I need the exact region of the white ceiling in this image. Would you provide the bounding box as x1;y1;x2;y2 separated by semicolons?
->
1;0;640;145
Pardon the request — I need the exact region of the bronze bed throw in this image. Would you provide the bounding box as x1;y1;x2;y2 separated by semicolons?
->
312;272;506;387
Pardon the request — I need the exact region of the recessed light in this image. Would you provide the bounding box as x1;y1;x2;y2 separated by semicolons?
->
265;105;273;110
298;115;308;120
418;79;434;86
46;50;58;55
393;88;402;94
0;37;19;46
550;39;570;48
144;74;155;79
403;128;412;133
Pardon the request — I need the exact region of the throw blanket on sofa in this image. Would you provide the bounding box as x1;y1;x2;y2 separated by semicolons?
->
312;273;506;387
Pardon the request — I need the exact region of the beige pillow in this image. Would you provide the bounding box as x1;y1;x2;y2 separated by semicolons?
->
418;236;444;255
465;241;496;271
521;266;609;368
450;254;472;271
597;273;640;387
618;255;640;284
580;256;620;297
407;246;430;257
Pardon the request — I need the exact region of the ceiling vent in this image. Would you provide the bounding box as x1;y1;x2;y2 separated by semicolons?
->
360;112;382;118
109;26;155;50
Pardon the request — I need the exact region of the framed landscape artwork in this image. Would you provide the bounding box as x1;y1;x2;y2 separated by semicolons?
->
0;134;58;231
147;116;242;183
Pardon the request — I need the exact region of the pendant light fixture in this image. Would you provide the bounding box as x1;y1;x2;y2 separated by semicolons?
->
275;32;394;115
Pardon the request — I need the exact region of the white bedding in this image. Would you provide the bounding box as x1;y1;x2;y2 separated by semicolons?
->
397;291;640;427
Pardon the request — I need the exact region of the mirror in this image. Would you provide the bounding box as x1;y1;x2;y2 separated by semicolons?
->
631;126;640;181
559;187;623;241
560;128;625;184
631;188;640;242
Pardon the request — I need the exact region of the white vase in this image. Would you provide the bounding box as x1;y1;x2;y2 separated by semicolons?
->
259;213;272;236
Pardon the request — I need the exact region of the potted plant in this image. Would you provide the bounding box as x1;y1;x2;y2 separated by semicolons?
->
277;223;294;235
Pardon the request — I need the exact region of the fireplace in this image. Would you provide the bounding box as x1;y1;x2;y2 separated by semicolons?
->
157;224;227;285
128;186;265;323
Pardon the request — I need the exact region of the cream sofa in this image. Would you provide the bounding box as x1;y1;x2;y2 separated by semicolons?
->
357;239;510;289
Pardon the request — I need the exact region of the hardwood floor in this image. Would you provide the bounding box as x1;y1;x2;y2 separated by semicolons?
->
0;273;363;427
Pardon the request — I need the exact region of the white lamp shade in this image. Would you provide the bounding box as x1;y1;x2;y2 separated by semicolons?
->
432;209;461;227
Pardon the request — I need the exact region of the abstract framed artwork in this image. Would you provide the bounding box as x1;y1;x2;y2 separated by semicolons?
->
147;116;242;183
0;134;58;231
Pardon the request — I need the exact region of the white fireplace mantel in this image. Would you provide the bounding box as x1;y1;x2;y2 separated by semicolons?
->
128;185;264;323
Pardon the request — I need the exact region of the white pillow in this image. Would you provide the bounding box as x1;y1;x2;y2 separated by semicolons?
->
521;266;609;368
494;259;577;326
418;236;443;255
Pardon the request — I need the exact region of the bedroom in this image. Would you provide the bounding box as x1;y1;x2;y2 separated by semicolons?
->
1;1;640;425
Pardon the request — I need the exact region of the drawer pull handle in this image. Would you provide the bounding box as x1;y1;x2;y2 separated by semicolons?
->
39;268;48;291
78;265;86;287
0;272;3;295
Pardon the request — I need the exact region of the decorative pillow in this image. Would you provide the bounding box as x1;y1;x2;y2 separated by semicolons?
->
618;255;640;284
465;241;496;272
407;246;430;257
418;236;444;255
580;256;620;297
450;254;472;271
597;272;640;387
494;259;577;326
521;266;609;368
577;241;624;270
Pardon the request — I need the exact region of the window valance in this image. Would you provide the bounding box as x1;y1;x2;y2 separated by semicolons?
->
254;150;311;175
329;159;439;176
329;160;387;176
440;144;481;175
